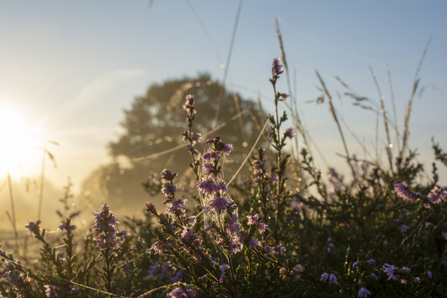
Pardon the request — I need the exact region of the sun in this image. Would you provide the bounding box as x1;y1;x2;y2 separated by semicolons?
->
0;102;42;177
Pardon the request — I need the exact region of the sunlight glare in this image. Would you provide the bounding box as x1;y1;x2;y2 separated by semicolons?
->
0;102;42;177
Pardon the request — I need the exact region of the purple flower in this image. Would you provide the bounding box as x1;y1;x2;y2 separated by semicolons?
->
276;245;286;255
166;287;187;298
284;128;296;139
92;203;122;250
161;169;178;181
272;58;285;76
366;259;375;265
383;264;400;280
25;220;42;236
352;262;359;268
207;196;228;214
229;240;241;255
427;186;447;204
394;182;416;202
401;224;409;233
196;178;220;195
402;266;411;274
70;287;80;294
58;216;77;237
222;143;234;156
249;239;261;250
151;242;166;254
247;214;260;225
187;289;197;297
258;223;268;234
442;231;447;240
44;285;57;297
358;287;371;298
220;264;229;283
166;198;187;217
145;262;159;279
320;272;329;283
265;245;275;256
371;273;378;280
280;93;289;101
328;274;337;285
170;271;183;283
428;270;432;279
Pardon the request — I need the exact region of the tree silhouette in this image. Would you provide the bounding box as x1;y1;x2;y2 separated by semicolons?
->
81;73;267;212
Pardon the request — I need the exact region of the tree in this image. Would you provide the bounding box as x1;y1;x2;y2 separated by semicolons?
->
81;73;267;213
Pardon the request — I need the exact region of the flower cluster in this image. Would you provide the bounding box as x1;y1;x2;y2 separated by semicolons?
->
25;219;41;236
427;186;447;204
92;203;123;250
58;215;77;237
394;182;416;202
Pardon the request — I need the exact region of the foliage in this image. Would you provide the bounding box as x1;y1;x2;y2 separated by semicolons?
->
1;59;447;298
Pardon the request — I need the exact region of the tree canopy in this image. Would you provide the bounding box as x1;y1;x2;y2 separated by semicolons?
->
81;73;266;212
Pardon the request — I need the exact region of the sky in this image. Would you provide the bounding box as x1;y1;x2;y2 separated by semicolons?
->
0;0;446;222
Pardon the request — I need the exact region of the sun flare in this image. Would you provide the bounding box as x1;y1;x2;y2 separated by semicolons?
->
0;102;42;177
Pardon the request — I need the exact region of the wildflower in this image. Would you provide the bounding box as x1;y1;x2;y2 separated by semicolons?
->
328;274;337;285
383;264;400;280
284;128;296;139
249;239;261;250
371;273;378;280
145;262;159;279
25;220;42;236
402;266;411;274
442;231;447;240
279;267;288;276
427;186;447;203
352;262;359;268
151;242;168;254
247;214;260;225
401;279;408;284
170;271;183;283
425;222;432;228
70;288;80;294
166;287;187;298
292;264;305;275
428;270;432;279
264;245;275;256
58;216;77;237
207;196;228;214
276;245;286;255
145;201;155;212
394;182;416;202
401;224;409;233
188;216;196;225
187;289;197;297
366;259;375;265
280;93;289;101
414;277;421;284
220;264;229;283
196;178;220;195
166;198;187;217
229;240;241;255
358;287;371;298
44;285;57;297
320;272;329;283
272;58;285;76
92;203;121;250
161;169;178;181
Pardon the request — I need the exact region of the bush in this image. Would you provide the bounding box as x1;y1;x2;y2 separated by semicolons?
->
1;58;446;298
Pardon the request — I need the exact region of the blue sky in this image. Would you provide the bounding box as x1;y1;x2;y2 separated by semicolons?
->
0;0;446;198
